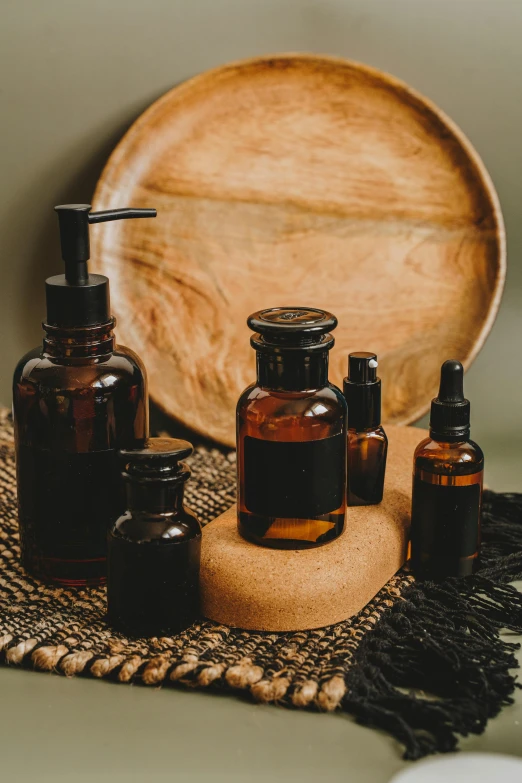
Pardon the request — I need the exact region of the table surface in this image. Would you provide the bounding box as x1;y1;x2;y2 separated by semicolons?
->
1;442;520;783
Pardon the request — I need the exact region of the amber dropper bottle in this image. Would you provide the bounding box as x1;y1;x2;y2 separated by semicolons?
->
237;307;347;549
343;352;388;505
410;360;484;581
107;438;202;637
13;204;156;586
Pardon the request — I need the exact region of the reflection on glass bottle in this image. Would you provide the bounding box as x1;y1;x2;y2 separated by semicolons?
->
237;307;347;549
410;360;483;581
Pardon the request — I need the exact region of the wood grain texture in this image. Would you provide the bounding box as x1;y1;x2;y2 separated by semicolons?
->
200;424;422;631
92;54;505;447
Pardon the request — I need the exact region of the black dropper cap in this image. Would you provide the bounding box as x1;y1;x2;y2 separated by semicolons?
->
429;360;470;441
120;438;193;512
45;204;157;328
343;352;381;430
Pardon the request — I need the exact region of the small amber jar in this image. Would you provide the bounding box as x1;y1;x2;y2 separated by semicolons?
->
107;438;201;637
237;307;347;549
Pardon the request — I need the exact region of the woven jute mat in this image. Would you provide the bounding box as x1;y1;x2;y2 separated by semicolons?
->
1;408;521;759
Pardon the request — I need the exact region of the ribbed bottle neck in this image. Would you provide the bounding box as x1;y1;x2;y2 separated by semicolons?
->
43;319;115;358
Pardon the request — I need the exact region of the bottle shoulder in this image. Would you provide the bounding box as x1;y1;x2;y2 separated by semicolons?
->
237;382;346;439
112;508;202;544
237;382;346;415
414;436;484;470
348;425;388;445
13;343;146;391
114;343;147;373
13;346;42;381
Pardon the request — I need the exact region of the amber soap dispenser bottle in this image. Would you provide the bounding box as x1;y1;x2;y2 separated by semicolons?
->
410;360;484;580
343;352;388;505
237;307;347;549
12;204;156;586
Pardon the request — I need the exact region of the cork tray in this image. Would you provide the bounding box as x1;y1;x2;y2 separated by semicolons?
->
91;54;505;448
200;424;421;631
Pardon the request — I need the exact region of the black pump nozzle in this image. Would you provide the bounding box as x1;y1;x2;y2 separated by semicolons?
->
54;204;157;286
47;203;157;328
429;360;470;441
348;352;379;384
344;352;381;431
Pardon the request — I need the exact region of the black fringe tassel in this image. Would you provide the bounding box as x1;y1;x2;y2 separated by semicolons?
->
342;490;522;759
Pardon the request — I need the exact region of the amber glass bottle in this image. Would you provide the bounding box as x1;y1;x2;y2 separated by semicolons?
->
344;352;388;505
107;438;201;637
237;308;347;549
12;204;154;586
410;360;484;581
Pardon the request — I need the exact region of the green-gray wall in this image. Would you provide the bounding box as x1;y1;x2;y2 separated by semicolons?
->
2;0;521;485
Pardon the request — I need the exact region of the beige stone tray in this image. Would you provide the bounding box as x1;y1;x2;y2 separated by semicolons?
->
200;424;422;631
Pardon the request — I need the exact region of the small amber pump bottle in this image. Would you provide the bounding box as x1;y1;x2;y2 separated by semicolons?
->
343;352;388;505
237;307;347;549
107;438;202;637
410;360;484;580
13;204;156;586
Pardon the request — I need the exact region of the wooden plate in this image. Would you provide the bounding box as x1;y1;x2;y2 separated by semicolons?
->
92;54;505;448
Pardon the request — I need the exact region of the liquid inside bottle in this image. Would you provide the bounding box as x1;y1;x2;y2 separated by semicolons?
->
13;321;148;585
237;307;347;549
347;426;387;506
410;438;483;580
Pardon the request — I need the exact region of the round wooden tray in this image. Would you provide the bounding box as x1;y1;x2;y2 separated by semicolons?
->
92;54;505;448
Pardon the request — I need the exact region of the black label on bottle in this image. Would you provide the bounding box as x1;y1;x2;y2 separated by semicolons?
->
244;433;345;518
17;445;122;558
411;476;481;563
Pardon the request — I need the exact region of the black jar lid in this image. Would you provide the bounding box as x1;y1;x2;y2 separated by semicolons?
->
120;438;193;482
247;307;337;351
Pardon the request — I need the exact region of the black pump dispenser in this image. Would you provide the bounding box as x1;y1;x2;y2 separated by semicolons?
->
46;204;156;327
429;360;470;441
344;352;381;430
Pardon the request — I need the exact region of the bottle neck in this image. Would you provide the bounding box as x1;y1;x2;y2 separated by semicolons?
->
428;429;470;444
43;319;115;358
125;475;187;514
256;349;329;391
